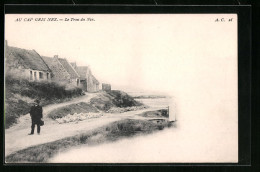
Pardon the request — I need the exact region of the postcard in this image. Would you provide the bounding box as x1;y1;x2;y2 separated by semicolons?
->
4;14;238;163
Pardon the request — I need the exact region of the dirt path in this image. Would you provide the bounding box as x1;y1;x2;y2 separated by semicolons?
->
6;93;97;131
5;93;165;156
5;93;96;155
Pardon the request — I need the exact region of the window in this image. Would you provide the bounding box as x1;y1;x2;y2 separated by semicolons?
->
30;71;33;80
47;73;49;79
39;72;43;79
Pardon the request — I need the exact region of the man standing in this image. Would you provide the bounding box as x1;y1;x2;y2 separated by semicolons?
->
28;99;43;135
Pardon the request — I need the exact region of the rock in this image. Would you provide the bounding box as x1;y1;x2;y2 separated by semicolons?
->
55;112;103;124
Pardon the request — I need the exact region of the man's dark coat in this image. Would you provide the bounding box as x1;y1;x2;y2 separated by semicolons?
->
30;105;43;123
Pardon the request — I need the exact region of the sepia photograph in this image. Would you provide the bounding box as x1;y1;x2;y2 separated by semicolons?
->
4;14;238;163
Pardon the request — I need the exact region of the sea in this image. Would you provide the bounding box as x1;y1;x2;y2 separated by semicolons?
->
50;91;238;163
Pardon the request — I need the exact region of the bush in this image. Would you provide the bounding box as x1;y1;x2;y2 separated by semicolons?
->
5;75;83;128
90;90;143;111
4;98;31;128
107;90;143;107
138;109;169;118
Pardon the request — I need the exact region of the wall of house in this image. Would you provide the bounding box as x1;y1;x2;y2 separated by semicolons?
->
69;78;80;87
86;75;94;92
76;67;99;92
86;74;99;92
29;70;50;81
95;84;99;92
79;80;87;91
5;61;50;82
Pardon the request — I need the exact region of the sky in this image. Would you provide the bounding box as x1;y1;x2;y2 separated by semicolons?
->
5;14;237;94
5;14;238;162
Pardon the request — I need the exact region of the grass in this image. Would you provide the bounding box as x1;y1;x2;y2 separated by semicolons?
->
5;74;83;128
138;109;169;118
90;90;143;111
44;90;146;124
47;90;143;120
48;102;99;119
5;118;174;163
107;90;143;107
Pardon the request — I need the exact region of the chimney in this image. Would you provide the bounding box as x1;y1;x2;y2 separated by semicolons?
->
54;55;58;59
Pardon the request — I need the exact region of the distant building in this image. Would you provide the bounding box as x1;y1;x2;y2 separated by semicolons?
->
5;41;51;81
102;83;111;91
72;64;99;92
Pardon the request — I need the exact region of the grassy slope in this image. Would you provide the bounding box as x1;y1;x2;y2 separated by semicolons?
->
47;90;144;119
6;118;174;163
90;90;143;111
48;102;99;119
5;75;83;128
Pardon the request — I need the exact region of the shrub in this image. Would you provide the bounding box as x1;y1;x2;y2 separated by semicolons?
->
138;109;169;118
5;74;83;128
90;90;143;111
108;90;143;107
6;119;173;163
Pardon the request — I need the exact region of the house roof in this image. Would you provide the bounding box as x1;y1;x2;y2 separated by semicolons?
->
76;66;90;80
5;46;51;72
58;58;80;79
91;74;99;85
41;56;70;80
70;62;77;68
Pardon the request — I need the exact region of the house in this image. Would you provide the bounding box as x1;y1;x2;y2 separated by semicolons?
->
41;55;81;87
5;41;51;81
41;55;71;84
71;64;99;92
5;40;99;90
102;83;111;91
71;62;87;90
55;56;81;86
